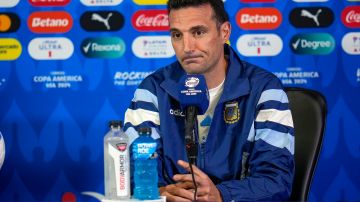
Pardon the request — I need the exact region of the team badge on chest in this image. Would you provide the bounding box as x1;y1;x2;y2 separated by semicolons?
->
224;101;240;124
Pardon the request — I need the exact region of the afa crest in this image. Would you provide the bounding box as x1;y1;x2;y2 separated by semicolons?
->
224;101;240;124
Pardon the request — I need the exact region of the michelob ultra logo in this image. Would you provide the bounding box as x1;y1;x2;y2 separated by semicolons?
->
236;8;282;30
341;32;360;55
28;37;74;60
28;0;71;7
0;38;22;60
28;11;73;33
133;0;167;5
236;34;283;56
0;13;20;33
81;37;125;58
290;33;335;55
0;0;19;7
81;0;122;6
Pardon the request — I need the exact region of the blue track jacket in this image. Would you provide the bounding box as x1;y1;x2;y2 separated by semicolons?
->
124;45;294;201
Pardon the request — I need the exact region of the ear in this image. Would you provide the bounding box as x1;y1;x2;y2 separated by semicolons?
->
220;22;231;44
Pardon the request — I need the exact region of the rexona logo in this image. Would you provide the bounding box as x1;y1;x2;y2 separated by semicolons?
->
0;38;22;60
80;0;122;6
132;36;175;58
290;33;335;55
132;10;169;32
236;34;282;56
80;11;124;32
81;37;125;58
133;0;167;5
28;11;73;33
28;37;74;60
236;8;282;30
290;7;334;28
341;6;360;28
28;0;71;7
0;13;20;33
0;0;19;7
241;0;275;2
342;32;360;55
292;0;328;2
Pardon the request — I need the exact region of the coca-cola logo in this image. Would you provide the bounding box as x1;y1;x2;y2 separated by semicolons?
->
132;9;169;32
342;6;360;28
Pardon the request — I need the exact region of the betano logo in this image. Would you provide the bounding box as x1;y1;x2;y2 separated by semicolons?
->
132;10;169;32
133;0;167;5
290;33;335;55
236;8;282;30
28;0;71;7
342;32;360;55
0;38;22;60
28;11;73;33
341;6;360;28
28;37;74;60
80;0;122;6
81;37;125;58
0;0;19;7
236;34;282;57
132;36;175;58
0;13;20;33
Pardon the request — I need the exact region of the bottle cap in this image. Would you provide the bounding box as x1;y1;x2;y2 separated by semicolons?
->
108;120;123;129
138;127;151;135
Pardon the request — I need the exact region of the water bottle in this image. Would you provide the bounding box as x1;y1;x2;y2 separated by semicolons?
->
104;120;130;199
133;127;160;200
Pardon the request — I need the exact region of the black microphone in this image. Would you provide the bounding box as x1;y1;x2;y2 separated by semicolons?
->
179;74;209;165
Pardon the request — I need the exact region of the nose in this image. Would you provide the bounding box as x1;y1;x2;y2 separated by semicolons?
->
183;34;194;54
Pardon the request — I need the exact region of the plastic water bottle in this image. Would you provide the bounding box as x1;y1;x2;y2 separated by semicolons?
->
133;127;160;200
104;120;130;199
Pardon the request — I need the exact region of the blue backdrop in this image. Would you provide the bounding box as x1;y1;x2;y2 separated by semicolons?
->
0;0;359;201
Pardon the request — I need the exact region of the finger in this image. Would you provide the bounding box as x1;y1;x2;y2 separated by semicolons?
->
173;173;200;183
177;160;207;178
164;184;195;200
175;181;196;190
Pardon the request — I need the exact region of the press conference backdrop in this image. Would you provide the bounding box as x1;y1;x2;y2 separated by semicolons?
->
0;0;359;201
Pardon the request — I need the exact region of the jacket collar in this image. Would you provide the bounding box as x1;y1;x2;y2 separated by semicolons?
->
160;44;250;102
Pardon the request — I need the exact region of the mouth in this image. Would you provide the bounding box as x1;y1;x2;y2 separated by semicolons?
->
182;55;202;64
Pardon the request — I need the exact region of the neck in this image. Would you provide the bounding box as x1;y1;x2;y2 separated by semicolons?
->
204;57;227;89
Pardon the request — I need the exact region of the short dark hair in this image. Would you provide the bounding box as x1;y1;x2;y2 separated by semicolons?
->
167;0;229;28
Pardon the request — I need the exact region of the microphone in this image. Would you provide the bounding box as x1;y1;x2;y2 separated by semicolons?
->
179;74;209;165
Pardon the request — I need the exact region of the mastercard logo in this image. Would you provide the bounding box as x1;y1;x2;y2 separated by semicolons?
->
236;7;282;30
0;13;20;33
0;38;22;60
28;11;73;33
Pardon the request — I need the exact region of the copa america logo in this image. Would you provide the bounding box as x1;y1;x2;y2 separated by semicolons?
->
185;77;199;88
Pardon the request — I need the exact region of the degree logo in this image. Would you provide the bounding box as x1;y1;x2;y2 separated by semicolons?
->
0;38;22;60
290;33;335;55
0;13;20;33
236;8;282;30
28;0;71;7
133;0;167;5
28;11;73;33
81;37;125;58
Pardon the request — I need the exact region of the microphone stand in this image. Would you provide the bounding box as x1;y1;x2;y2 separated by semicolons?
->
184;106;198;201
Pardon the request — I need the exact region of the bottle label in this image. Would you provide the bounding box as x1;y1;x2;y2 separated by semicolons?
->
134;143;157;159
108;142;130;197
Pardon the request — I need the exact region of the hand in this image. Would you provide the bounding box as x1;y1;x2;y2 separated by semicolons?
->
159;181;194;202
173;160;223;202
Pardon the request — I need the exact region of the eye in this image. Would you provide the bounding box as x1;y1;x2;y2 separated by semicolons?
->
195;30;204;36
171;32;182;40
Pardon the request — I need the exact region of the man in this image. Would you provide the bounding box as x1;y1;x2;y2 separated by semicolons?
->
124;0;294;201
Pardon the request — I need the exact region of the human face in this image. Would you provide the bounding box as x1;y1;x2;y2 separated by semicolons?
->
169;4;230;78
